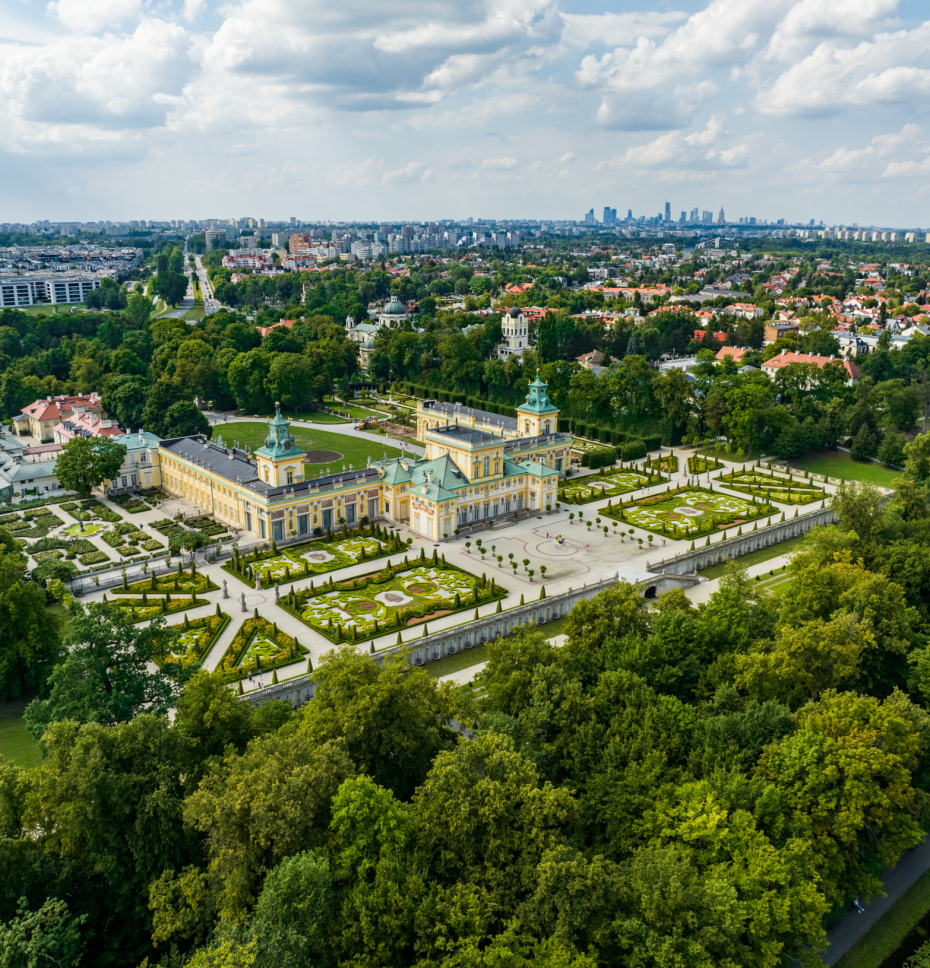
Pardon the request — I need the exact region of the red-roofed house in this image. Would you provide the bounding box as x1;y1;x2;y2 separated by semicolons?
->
16;393;105;441
761;349;861;385
53;412;122;444
257;318;303;338
693;330;728;343
716;346;748;363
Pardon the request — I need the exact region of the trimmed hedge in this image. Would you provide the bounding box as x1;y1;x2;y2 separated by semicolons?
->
581;447;617;469
642;434;662;452
620;439;648;460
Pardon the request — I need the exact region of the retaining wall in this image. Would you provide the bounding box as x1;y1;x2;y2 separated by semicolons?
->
241;570;699;708
645;504;838;575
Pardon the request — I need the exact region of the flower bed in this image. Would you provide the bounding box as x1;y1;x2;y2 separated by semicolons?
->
32;549;63;563
159;609;230;671
186;515;227;537
142;538;163;551
100;529;126;547
0;513;20;525
151;519;188;537
79;500;122;523
104;592;210;623
109;494;149;513
225;525;402;588
117;545;143;557
716;469;825;505
217;614;308;680
31;536;98;555
558;468;662;505
279;553;506;644
688;454;724;474
111;565;218;596
602;485;776;538
79;550;110;565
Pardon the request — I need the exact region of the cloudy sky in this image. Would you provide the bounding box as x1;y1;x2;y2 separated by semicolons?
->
2;0;929;225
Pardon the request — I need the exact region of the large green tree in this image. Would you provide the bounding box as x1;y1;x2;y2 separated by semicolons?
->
53;437;126;498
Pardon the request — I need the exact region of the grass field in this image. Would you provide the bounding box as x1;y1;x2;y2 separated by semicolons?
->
787;449;900;487
221;421;403;470
698;533;809;579
0;699;43;769
835;866;930;968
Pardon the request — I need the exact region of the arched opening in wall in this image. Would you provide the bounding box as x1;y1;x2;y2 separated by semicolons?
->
644;586;658;599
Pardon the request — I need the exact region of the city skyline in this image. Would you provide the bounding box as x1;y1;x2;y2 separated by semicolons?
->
1;0;929;224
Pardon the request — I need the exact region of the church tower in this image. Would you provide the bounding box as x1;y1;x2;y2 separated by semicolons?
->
254;404;305;486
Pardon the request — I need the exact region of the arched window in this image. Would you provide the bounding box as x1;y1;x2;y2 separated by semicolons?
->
263;466;269;483
473;460;479;478
484;456;490;476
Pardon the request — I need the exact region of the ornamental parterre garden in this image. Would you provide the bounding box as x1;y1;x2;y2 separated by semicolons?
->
687;453;724;474
102;591;210;622
603;485;776;537
159;608;230;672
280;555;506;643
225;525;405;587
559;468;665;505
716;469;826;505
111;564;218;597
217;614;308;680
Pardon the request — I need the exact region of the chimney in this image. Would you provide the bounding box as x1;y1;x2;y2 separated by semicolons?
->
781;348;786;355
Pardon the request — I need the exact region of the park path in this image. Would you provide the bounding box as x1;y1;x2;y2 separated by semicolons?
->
786;836;930;966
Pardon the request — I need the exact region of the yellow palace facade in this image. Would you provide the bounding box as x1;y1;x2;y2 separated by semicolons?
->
156;375;570;545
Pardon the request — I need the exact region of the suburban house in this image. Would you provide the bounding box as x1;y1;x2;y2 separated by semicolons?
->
761;349;861;386
764;320;801;343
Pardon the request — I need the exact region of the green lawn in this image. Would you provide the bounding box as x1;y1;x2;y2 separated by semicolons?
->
787;449;900;487
221;422;402;470
699;533;809;579
0;700;43;769
835;865;930;968
15;303;87;316
425;613;571;679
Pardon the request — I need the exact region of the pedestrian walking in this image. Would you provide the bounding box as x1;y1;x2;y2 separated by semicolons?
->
853;899;865;915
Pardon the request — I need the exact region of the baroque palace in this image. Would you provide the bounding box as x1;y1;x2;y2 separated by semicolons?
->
155;374;571;544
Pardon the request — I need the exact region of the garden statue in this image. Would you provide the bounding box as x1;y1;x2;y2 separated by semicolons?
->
222;579;228;599
240;592;247;613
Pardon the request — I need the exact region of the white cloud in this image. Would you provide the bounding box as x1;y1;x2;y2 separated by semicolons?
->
559;152;574;162
560;10;687;50
757;23;930;116
382;161;435;183
604;115;750;171
818;124;930;178
482;156;518;168
48;0;141;34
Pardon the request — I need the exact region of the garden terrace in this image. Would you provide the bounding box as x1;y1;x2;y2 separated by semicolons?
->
225;526;403;588
158;608;230;672
102;592;210;623
558;468;663;505
716;469;826;505
111;564;218;597
603;485;776;538
217;614;308;680
687;454;724;474
279;554;506;644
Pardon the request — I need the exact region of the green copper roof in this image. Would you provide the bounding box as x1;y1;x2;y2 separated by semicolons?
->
254;404;305;461
518;370;558;415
